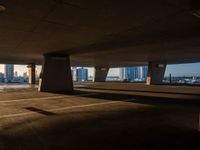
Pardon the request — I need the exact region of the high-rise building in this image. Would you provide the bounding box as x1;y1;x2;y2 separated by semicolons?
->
141;65;148;80
120;67;134;81
76;67;88;81
119;67;125;81
71;67;77;81
132;67;140;79
4;64;14;83
119;66;148;81
0;72;4;83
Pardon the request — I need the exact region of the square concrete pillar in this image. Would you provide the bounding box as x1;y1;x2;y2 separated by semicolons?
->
27;63;36;84
93;67;109;82
146;62;166;85
38;54;73;92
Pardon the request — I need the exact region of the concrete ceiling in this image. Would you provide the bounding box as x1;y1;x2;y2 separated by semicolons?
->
0;0;200;66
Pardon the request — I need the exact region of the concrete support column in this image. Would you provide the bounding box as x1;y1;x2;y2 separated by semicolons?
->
27;63;36;84
38;54;73;92
93;67;109;82
146;62;166;85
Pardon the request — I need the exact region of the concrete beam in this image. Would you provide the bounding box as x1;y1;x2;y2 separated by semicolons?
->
93;67;109;82
38;54;73;92
146;62;166;85
27;63;36;84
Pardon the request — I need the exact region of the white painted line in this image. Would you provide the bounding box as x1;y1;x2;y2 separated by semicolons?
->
51;98;135;112
0;96;67;103
0;98;136;119
0;93;97;103
0;112;35;119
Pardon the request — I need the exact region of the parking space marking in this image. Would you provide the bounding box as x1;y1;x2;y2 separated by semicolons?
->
0;93;98;103
0;98;135;119
0;96;67;103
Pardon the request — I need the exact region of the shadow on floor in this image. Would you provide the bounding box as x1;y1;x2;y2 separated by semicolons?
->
1;104;200;150
24;107;56;116
77;86;200;96
0;88;200;150
47;89;200;110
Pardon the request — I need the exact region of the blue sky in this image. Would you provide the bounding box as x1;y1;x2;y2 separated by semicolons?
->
83;63;200;77
0;63;200;77
165;63;200;76
109;63;200;77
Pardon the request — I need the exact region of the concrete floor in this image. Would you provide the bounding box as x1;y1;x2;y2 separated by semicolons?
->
0;83;199;150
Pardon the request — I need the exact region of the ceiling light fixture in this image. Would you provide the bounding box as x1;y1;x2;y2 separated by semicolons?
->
0;5;6;12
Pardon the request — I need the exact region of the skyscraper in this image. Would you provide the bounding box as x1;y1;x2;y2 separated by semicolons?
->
76;67;88;81
141;65;148;80
119;67;125;81
0;72;4;83
71;67;77;81
5;64;14;83
120;67;134;81
119;66;148;81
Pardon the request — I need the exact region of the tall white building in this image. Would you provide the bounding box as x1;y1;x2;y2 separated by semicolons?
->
71;67;77;81
119;66;148;81
119;68;125;81
4;64;14;83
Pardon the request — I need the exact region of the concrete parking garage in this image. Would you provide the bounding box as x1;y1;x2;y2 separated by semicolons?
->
0;83;199;150
0;1;200;148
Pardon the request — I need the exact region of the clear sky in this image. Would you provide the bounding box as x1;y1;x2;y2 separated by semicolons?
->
82;63;200;77
165;63;200;76
0;63;200;77
103;63;200;77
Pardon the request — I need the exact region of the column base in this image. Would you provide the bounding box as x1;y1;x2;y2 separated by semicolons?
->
93;67;109;82
38;54;73;92
146;62;166;85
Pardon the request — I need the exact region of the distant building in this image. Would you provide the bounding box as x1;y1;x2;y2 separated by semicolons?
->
13;77;27;83
141;65;148;80
4;64;14;83
119;68;125;81
120;67;135;81
76;68;88;81
23;72;28;78
88;75;94;81
120;66;148;81
132;67;140;79
71;67;77;81
106;76;120;81
0;72;4;82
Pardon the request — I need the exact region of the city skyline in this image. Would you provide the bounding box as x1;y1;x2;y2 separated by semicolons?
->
4;64;14;82
0;63;200;77
0;64;42;76
165;63;200;76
